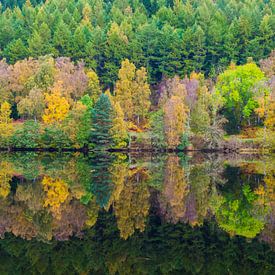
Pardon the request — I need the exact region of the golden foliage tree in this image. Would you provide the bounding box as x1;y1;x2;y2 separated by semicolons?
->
85;197;100;228
115;59;151;125
86;70;101;104
115;59;135;121
0;101;14;146
254;83;275;148
42;86;70;124
133;67;151;125
106;91;128;148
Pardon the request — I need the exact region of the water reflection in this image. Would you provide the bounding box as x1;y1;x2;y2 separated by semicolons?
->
0;152;274;246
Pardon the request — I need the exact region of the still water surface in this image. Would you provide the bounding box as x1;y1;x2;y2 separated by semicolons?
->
0;152;274;274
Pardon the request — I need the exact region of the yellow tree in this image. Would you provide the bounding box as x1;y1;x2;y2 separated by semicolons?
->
254;83;275;148
0;101;14;146
115;59;151;125
115;59;135;121
86;70;102;104
43;86;70;124
133;67;151;125
0;161;14;198
264;94;275;130
106;91;128;148
163;96;189;149
158;76;187;107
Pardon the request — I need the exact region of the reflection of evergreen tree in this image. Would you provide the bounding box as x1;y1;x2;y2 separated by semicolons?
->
89;153;114;208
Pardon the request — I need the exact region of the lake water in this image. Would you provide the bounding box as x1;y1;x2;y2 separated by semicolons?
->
0;152;274;274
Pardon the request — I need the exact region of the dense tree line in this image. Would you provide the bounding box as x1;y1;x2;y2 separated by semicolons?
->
0;52;274;150
0;0;274;86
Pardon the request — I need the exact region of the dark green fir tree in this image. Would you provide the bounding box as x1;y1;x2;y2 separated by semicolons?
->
90;93;114;149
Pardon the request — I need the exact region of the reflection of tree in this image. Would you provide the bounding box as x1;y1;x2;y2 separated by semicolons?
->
105;156;128;211
0;161;14;198
158;155;189;223
85;198;100;228
114;168;150;239
0;201;38;240
257;159;275;248
215;184;266;238
52;200;88;241
90;153;114;208
0;151;274;247
188;161;224;226
16;180;45;212
0;153;102;241
42;176;69;219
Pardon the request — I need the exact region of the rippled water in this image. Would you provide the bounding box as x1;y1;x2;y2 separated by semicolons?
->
0;152;274;274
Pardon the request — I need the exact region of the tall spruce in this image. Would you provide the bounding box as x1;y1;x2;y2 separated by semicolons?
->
90;93;114;148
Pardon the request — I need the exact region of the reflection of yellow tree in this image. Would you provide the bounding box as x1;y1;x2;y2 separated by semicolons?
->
255;159;275;247
248;159;275;208
85;197;100;228
159;156;189;223
15;182;45;212
42;176;69;218
106;159;128;211
0;161;14;198
114;168;150;239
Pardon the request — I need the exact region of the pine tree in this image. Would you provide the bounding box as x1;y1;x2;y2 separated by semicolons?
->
90;93;114;148
28;31;44;58
4;39;28;64
53;20;72;56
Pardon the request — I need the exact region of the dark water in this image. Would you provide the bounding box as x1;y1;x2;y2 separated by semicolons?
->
0;152;274;274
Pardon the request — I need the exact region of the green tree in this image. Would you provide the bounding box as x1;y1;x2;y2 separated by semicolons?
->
149;109;166;148
53;20;72;56
216;62;265;133
90;93;114;148
11;120;40;148
3;38;28;64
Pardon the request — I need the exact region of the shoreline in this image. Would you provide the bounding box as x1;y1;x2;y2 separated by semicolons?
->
0;147;272;154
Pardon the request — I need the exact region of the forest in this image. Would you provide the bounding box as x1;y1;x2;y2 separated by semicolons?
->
0;0;274;151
